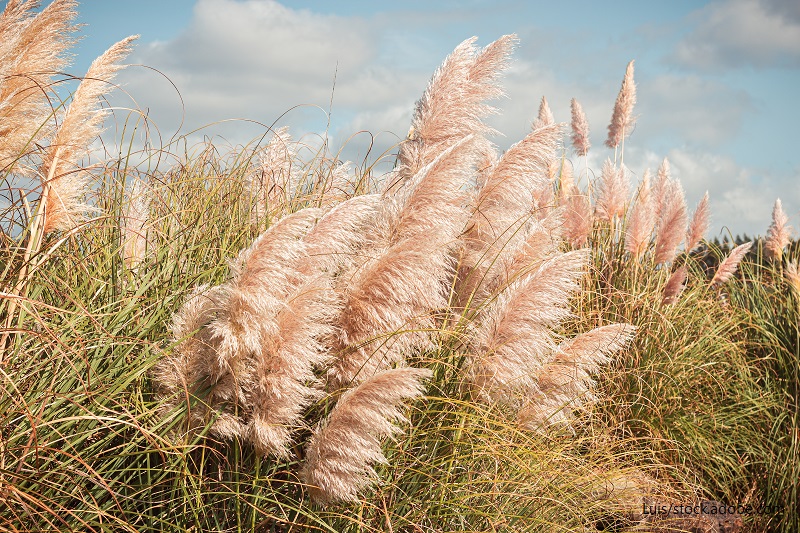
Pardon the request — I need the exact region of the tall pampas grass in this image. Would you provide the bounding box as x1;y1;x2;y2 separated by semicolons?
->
301;367;432;503
121;177;151;271
765;198;791;260
247;127;300;222
40;35;137;234
653;179;687;265
594;159;628;223
562;188;593;248
605;60;636;160
624;172;654;260
711;241;752;286
533;95;554;129
458;124;561;303
465;250;588;408
394;34;515;184
570;98;590;157
662;266;689;306
0;0;77;173
518;324;635;431
685;192;710;253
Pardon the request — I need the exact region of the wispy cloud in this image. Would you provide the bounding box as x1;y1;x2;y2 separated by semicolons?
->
671;0;800;70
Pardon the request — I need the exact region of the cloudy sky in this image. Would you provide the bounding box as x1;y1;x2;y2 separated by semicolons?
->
65;0;800;239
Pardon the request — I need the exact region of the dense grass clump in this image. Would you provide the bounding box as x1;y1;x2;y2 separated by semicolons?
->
2;2;798;532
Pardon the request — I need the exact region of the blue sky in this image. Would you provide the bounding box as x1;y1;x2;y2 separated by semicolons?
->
56;1;800;237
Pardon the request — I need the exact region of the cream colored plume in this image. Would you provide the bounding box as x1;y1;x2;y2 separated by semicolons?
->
594;159;629;222
570;98;590;157
466;250;588;408
533;95;554;129
662;266;689;306
40;35;138;234
394;35;516;184
519;324;635;431
0;0;77;173
653;179;687;265
247;127;300;221
765;198;792;260
685;192;710;253
121;178;151;271
624;172;655;260
605;60;636;150
301;367;432;503
711;241;752;286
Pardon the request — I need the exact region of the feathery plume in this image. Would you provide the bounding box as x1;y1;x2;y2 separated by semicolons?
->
570;98;590;157
785;261;800;293
605;60;636;150
594;159;629;222
624;173;655;260
711;241;752;286
394;35;516;184
466;251;588;408
558;159;574;196
248;127;299;221
459;123;561;300
653;158;670;221
765;198;792;260
245;273;338;457
0;0;78;173
40;35;138;234
121;177;151;271
390;134;476;244
303;194;381;273
301;367;432;504
151;284;225;427
562;188;593;248
662;266;689;306
685;192;710;253
653;180;688;265
327;236;450;388
533;95;554;129
519;324;635;431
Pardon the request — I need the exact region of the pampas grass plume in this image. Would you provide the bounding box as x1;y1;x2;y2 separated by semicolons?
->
570;98;590;157
765;198;791;260
533;95;554;129
301;367;432;504
594;159;628;222
519;324;635;431
685;192;710;253
624;173;654;260
605;60;636;149
711;241;752;286
396;34;515;182
653;180;688;265
662;266;688;306
41;35;138;233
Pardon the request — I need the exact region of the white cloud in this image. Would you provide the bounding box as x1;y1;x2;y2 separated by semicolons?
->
672;0;800;69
